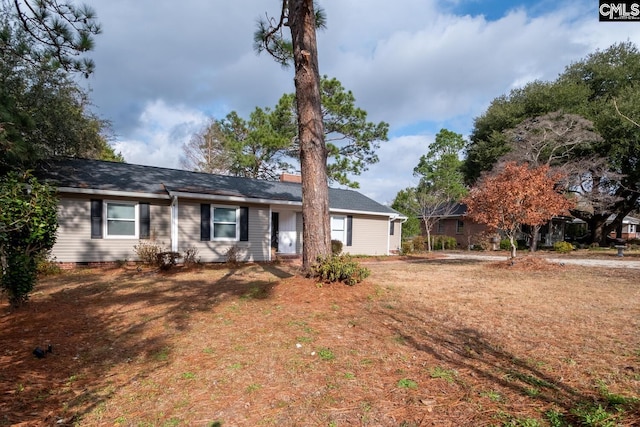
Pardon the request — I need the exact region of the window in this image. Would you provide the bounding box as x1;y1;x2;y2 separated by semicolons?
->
437;220;445;234
330;215;352;246
105;201;138;238
90;200;149;240
331;215;346;243
456;220;464;234
200;204;248;242
213;206;238;240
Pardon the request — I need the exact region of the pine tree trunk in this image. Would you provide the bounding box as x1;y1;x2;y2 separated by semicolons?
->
288;0;330;272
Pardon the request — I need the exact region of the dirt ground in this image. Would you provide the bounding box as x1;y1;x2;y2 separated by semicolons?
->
0;255;639;426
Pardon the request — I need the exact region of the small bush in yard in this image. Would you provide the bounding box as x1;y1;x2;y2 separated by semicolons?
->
433;235;457;250
553;241;575;253
401;240;414;254
183;247;200;265
225;245;241;265
331;239;343;255
311;254;370;286
133;241;165;265
411;235;426;252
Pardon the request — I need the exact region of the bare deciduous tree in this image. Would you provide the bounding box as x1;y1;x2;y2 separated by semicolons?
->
180;120;232;174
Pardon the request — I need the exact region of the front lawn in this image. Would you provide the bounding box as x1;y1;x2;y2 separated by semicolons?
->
1;258;638;426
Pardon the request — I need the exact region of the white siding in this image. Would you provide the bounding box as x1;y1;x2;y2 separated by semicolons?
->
52;196;171;263
178;201;270;262
389;219;402;253
342;214;391;256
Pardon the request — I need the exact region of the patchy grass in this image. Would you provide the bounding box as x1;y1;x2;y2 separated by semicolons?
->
0;259;638;426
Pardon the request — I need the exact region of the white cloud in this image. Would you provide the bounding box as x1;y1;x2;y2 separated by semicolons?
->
84;0;640;204
355;134;432;204
112;100;208;169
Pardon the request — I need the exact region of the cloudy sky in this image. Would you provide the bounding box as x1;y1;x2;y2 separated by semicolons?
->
82;0;640;204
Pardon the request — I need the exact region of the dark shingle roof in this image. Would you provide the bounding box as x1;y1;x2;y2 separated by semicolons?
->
38;158;401;216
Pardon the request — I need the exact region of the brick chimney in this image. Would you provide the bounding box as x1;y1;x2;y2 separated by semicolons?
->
280;173;302;183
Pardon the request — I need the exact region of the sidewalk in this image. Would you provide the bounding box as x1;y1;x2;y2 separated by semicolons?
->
441;252;640;269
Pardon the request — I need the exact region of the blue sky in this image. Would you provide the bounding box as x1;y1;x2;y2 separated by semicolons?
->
83;0;640;204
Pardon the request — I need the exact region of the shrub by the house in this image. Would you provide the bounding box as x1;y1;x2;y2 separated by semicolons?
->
311;255;370;286
553;241;575;253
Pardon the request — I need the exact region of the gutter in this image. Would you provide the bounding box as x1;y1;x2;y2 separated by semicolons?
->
57;187;171;200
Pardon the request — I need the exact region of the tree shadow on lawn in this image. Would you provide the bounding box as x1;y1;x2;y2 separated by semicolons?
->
406;257;487;266
0;263;284;426
380;303;640;424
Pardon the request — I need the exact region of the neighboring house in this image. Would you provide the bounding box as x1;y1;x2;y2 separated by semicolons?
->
607;215;640;240
420;204;488;248
37;158;404;265
422;204;570;248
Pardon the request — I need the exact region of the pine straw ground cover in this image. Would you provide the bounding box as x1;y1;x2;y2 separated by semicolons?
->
0;257;639;426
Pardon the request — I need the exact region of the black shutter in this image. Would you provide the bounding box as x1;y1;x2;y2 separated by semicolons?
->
390;220;395;235
240;207;249;241
139;203;150;239
91;199;103;239
200;204;211;241
346;215;353;246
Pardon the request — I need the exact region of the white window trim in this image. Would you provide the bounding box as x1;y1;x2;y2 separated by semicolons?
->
331;215;347;244
104;200;139;239
212;205;240;241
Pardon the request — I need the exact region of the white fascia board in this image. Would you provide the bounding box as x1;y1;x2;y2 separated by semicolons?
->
57;187;171;200
167;190;302;207
329;208;406;219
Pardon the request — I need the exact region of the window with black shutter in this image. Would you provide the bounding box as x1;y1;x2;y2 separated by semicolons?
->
139;203;150;239
239;207;249;241
200;204;211;241
91;199;103;239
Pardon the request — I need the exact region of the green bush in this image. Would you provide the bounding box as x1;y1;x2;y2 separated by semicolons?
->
553;241;575;253
2;252;38;306
1;173;58;306
433;235;457;250
331;239;343;255
499;239;512;251
500;238;527;251
311;254;370;286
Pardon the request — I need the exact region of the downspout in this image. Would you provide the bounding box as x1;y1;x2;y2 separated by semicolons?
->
389;214;407;255
386;214;398;255
163;185;179;253
170;195;179;253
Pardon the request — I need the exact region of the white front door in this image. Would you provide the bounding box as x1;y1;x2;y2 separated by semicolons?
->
278;211;297;254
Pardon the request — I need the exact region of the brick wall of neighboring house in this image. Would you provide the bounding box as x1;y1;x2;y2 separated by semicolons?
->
608;225;639;240
421;217;490;249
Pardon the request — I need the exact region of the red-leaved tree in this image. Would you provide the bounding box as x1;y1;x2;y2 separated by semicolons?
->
463;162;575;258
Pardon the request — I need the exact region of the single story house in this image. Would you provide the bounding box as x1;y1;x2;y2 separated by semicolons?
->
420;204;488;248
607;215;639;240
422;204;570;249
37;158;404;264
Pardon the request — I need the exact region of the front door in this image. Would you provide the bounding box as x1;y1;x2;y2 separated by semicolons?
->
271;212;279;249
277;211;297;254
